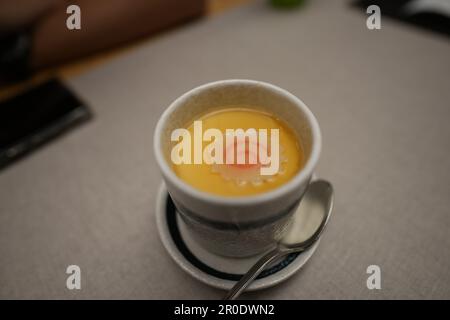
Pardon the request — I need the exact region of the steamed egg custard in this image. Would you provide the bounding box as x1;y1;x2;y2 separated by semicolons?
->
171;107;305;196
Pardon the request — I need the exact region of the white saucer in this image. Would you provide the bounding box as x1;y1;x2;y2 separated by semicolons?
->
155;183;320;291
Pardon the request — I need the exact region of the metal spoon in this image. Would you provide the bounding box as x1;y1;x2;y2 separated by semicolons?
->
223;179;334;300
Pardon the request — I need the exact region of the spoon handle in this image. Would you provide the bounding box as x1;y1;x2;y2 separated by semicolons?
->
223;247;286;300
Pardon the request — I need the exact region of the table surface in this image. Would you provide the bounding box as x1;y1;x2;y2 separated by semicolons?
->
1;0;450;299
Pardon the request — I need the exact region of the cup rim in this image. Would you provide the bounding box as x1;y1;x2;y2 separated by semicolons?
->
153;79;321;207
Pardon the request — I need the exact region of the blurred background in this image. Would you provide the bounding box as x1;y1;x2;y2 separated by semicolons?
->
1;0;449;97
1;0;449;98
0;0;261;98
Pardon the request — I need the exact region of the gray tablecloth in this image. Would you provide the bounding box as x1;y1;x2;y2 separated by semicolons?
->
1;0;449;299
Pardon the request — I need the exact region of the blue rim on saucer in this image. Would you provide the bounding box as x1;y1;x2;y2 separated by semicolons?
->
156;182;320;291
165;192;300;281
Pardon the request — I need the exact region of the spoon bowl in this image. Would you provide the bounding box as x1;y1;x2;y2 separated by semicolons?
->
223;179;334;300
281;180;333;249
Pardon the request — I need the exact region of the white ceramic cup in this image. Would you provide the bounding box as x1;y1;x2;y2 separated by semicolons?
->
154;79;321;257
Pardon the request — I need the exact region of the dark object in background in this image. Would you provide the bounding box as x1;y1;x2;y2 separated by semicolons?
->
0;31;32;82
0;79;91;171
353;0;450;37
